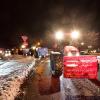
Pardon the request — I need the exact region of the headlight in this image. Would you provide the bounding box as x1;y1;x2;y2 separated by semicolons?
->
0;50;2;54
68;52;72;56
76;53;80;56
5;53;8;57
8;53;11;56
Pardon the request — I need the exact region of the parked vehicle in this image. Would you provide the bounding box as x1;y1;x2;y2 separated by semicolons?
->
4;49;11;57
37;47;48;58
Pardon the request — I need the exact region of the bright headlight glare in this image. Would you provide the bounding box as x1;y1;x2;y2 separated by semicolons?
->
68;52;72;56
76;53;80;56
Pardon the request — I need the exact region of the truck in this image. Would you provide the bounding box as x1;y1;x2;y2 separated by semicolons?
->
37;47;48;58
50;46;98;79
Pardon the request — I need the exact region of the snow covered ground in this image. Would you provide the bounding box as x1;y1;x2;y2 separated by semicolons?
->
0;56;35;100
60;75;100;100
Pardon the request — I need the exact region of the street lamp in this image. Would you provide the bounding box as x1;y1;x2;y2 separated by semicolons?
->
21;45;26;49
71;30;80;39
37;42;40;46
81;42;84;46
70;30;80;46
55;30;64;51
55;31;64;41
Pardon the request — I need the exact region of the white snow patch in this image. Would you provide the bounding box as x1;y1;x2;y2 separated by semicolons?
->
0;62;25;76
0;57;35;100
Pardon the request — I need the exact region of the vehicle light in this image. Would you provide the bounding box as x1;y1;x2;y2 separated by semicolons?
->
8;53;11;56
0;50;2;54
68;52;72;56
76;53;80;56
5;54;8;57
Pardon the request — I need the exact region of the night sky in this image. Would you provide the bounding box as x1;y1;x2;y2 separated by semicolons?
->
0;0;100;48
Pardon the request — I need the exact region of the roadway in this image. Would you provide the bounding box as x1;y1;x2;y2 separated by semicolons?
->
15;57;100;100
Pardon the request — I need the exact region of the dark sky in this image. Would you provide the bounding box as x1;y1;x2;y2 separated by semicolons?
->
0;0;100;48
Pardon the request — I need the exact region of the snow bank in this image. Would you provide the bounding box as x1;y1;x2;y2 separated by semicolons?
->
0;59;35;100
